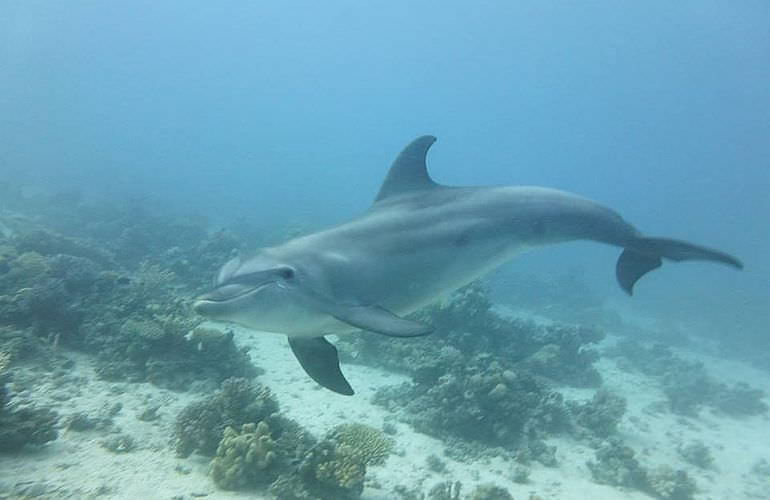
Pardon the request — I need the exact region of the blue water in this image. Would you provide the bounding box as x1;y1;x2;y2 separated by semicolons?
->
2;2;768;345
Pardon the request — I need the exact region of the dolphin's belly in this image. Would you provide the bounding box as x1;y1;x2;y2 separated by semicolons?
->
286;246;517;337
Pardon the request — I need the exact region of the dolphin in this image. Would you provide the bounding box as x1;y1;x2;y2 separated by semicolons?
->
193;136;742;395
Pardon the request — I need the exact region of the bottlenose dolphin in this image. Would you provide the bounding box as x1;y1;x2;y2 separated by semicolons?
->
193;136;742;395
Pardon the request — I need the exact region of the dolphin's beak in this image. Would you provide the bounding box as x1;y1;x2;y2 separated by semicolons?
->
192;288;232;316
192;297;215;316
192;282;260;317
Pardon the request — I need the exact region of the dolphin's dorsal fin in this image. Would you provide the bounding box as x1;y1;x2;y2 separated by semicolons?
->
375;135;438;202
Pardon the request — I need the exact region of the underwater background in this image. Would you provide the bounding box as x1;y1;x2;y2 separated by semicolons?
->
1;1;769;499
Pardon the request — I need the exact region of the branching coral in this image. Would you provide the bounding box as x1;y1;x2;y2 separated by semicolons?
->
209;421;277;490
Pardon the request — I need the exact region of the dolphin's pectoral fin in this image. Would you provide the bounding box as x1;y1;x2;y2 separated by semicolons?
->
288;337;354;395
617;236;743;295
332;304;434;337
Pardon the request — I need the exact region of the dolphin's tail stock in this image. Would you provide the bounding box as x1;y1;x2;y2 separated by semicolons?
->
616;236;743;295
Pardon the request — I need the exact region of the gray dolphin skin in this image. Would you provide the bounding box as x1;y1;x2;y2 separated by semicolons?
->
193;136;743;395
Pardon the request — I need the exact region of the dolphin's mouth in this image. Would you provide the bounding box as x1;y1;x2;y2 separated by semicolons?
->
193;282;273;314
199;284;254;302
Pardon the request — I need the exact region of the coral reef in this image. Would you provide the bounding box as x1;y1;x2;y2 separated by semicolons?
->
752;458;770;477
339;282;604;388
588;439;697;500
512;464;530;483
101;433;136;453
6;198;397;498
0;248;90;337
587;439;648;489
209;421;277;490
467;483;514;500
0;351;8;374
0;384;59;452
0;350;59;452
373;347;571;460
392;485;425;500
570;389;627;440
176;378;380;498
13;228;115;268
712;382;768;416
609;340;767;417
3;184;762;500
677;441;714;469
426;454;448;473
267;474;318;500
329;423;394;466
427;481;462;500
83;268;256;390
263;417;402;499
0;231;256;389
346;283;624;460
0;198;255;391
494;269;615;326
647;465;697;500
311;440;367;494
65;411;111;432
267;426;373;500
271;420;399;499
174;378;279;458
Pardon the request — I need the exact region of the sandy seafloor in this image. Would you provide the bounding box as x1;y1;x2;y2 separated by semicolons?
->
2;317;770;500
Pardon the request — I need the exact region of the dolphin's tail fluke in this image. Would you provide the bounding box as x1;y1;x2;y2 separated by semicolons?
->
616;236;743;295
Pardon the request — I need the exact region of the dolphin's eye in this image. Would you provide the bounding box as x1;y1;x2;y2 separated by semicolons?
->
279;268;295;279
